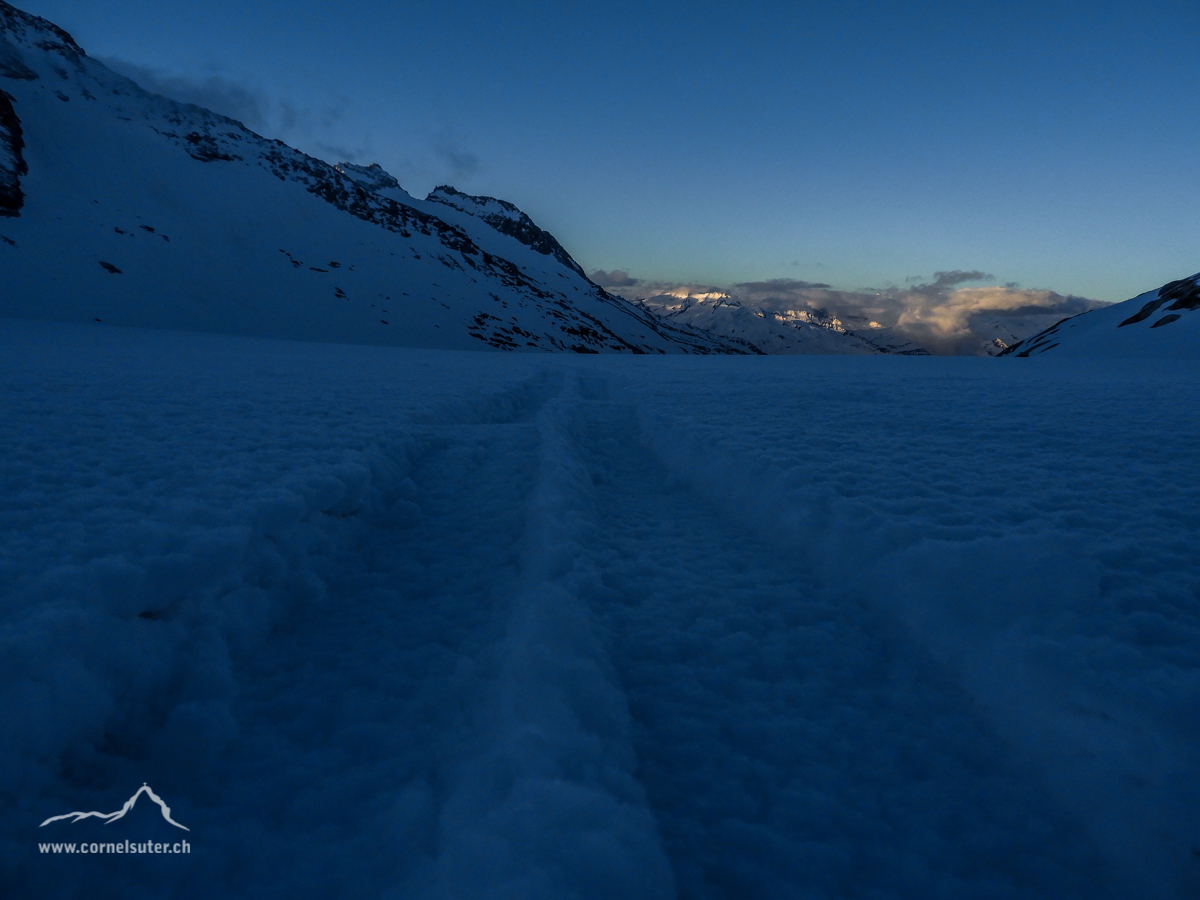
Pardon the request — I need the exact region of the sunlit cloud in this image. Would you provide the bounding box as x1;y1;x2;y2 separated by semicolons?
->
599;270;1108;355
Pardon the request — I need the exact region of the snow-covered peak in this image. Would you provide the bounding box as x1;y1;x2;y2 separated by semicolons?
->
667;289;737;304
1000;271;1200;358
425;184;509;213
647;290;740;316
0;2;85;62
634;289;930;355
334;161;413;202
425;184;586;277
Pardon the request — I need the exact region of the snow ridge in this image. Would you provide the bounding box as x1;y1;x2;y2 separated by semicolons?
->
334;161;414;202
426;185;588;278
0;2;84;57
423;374;674;899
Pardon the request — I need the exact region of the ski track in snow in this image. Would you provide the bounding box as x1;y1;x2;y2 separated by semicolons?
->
573;385;1103;899
4;320;1200;899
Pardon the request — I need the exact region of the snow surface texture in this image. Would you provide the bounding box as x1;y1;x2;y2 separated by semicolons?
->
1001;272;1200;359
5;318;1199;899
0;2;742;356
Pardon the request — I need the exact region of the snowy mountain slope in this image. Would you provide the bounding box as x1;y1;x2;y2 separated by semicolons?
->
1000;272;1200;358
333;161;415;204
424;184;589;279
0;2;743;354
974;312;1081;356
406;184;763;354
634;289;932;355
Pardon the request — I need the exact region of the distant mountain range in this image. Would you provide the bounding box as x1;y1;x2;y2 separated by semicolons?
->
621;286;1114;357
1000;272;1200;359
632;289;930;355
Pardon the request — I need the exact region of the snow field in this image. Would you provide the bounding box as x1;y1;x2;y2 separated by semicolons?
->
0;320;546;894
4;320;1199;898
567;377;1103;898
203;374;670;900
620;355;1200;896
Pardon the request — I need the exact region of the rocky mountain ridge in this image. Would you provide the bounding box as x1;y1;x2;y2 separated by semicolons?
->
0;1;747;354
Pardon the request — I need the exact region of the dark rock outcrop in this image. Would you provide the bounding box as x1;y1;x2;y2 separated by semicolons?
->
0;88;25;216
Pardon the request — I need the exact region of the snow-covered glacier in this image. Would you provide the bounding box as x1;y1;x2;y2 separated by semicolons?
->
4;319;1198;899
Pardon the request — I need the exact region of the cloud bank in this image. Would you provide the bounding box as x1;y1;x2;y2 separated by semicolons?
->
97;58;480;189
589;269;640;288
98;58;272;133
601;272;1108;355
432;128;481;183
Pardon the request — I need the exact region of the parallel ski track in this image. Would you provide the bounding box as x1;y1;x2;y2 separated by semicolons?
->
209;370;1113;899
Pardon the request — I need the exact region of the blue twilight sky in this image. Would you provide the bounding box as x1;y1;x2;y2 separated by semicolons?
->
20;0;1200;302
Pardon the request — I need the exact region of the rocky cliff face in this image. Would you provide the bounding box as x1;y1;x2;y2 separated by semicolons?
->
0;87;25;216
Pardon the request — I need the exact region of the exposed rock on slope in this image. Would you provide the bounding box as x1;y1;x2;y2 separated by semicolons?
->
426;185;587;278
0;87;25;215
1000;272;1200;359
